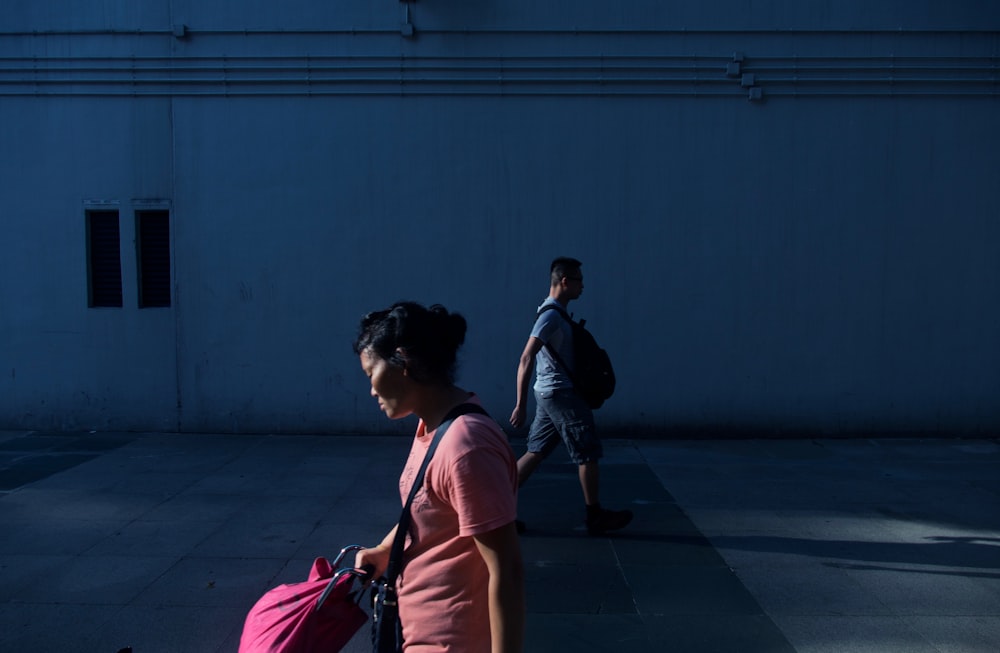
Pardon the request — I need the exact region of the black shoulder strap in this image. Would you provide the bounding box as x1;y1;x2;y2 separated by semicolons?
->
384;402;490;583
537;303;571;322
536;304;576;377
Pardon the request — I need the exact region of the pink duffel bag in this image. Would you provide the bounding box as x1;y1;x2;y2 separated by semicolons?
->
238;546;369;653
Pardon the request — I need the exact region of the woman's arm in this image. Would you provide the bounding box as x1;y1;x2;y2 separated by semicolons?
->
474;521;526;653
355;524;398;579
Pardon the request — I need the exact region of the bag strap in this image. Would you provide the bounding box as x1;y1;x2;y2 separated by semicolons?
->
384;402;490;584
537;303;569;319
536;304;576;378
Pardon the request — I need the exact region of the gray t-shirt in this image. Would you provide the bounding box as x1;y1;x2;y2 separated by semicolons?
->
531;298;575;392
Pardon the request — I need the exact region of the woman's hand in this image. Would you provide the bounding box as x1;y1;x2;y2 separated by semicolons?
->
355;542;392;581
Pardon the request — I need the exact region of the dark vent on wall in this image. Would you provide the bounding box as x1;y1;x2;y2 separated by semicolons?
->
137;210;171;308
87;210;123;308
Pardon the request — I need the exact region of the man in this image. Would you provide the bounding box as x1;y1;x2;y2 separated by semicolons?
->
510;257;633;535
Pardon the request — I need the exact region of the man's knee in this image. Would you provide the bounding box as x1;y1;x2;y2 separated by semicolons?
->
517;451;545;486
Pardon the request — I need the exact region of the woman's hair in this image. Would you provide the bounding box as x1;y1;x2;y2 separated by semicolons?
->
352;301;467;385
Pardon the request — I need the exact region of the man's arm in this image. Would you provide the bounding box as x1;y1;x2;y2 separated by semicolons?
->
509;336;543;428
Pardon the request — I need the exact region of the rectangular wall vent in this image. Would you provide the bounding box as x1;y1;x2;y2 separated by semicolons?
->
136;209;171;308
87;210;123;308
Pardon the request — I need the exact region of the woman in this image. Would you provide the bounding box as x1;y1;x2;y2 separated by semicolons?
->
352;301;525;653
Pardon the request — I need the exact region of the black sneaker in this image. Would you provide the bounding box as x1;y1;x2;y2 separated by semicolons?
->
586;508;633;535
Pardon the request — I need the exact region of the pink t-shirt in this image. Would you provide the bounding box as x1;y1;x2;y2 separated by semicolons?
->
395;401;518;652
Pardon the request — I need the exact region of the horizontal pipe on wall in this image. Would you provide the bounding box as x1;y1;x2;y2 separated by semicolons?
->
1;27;997;37
1;52;995;98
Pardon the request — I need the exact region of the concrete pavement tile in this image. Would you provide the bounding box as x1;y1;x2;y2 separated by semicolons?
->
871;513;1000;550
970;479;1000;499
140;492;252;522
181;471;274;496
49;433;138;452
2;434;997;652
646;613;796;653
707;532;924;568
519;535;614;566
0;602;122;653
219;624;246;653
628;500;705;536
524;560;636;615
952;441;1000;455
728;559;894;617
0;487;167;522
917;497;1000;534
844;564;1000;616
40;467;200;495
0;554;74;601
0;430;32;442
12;554;180;605
753;439;838;461
516;503;589;536
132;556;287;608
594;441;650;465
524;613;648;652
663;477;915;511
237;492;342;524
288;451;382;477
266;556;334;586
0;433;78;451
0;518;125;555
686;507;803;537
266;470;368;498
191;517;320;558
780;528;1000;571
776;615;941;653
82;519;223;557
293;520;391;559
791;509;946;544
0;453;99;491
904;615;1000;653
516;462;661;535
321;490;408;527
84;604;247;653
624;564;765;616
209;452;300;477
109;436;261;474
611;532;728;567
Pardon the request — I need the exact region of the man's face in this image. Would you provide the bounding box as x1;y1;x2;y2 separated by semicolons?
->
564;270;584;299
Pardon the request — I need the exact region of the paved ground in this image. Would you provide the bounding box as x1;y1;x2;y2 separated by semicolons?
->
1;429;998;652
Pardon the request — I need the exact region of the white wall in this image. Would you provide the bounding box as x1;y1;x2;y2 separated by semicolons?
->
2;2;998;435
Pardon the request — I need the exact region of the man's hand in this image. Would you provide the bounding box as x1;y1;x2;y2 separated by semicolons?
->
509;405;527;428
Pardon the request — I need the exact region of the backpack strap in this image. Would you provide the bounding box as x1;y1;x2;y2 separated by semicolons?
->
536;304;576;378
537;303;571;322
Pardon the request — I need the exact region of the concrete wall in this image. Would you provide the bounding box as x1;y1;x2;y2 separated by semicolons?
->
2;2;998;436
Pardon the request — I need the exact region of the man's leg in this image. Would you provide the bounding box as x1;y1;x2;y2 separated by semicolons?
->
544;390;633;535
516;395;559;533
517;451;546;488
579;461;599;506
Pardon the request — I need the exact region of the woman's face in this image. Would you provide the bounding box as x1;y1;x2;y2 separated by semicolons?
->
359;348;413;420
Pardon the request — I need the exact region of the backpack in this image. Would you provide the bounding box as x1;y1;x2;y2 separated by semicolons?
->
538;305;616;409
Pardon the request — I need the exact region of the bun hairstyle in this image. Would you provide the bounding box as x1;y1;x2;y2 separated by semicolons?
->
353;301;467;385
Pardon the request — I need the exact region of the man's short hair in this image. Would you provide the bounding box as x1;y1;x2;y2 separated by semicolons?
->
550;256;582;285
